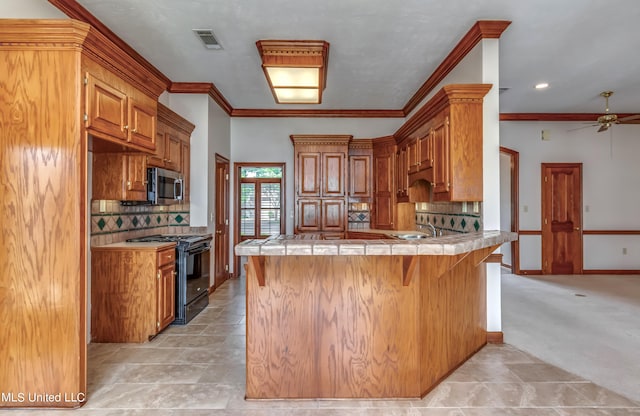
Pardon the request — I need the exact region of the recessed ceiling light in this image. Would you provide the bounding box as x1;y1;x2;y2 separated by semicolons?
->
535;82;549;89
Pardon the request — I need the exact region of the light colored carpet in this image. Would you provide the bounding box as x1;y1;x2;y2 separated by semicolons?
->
502;272;640;402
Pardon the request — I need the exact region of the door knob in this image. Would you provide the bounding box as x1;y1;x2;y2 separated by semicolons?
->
216;230;222;234
574;227;580;231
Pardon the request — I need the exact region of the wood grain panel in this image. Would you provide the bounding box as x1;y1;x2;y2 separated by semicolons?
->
246;256;420;398
418;253;487;394
0;46;86;407
91;247;162;342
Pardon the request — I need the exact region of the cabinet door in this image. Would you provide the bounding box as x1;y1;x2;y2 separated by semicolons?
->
128;99;157;150
395;146;408;198
147;131;166;167
348;155;371;198
297;153;321;196
181;141;190;202
85;73;128;141
322;199;345;231
126;155;148;201
164;133;182;172
371;151;395;229
322;152;345;197
156;263;175;332
418;134;433;170
407;139;420;174
432;115;450;195
373;195;394;229
297;199;322;231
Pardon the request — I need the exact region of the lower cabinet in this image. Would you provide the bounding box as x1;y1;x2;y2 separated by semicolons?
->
91;243;176;343
296;199;345;233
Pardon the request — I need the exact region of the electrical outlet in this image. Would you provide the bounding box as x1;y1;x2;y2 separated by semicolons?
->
523;205;528;213
461;202;468;213
99;200;106;213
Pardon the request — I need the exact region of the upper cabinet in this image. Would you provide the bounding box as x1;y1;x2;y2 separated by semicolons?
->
147;103;194;175
395;84;492;202
85;71;157;152
291;135;351;237
348;139;373;201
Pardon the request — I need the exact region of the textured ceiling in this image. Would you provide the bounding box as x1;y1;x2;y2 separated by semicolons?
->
73;0;640;114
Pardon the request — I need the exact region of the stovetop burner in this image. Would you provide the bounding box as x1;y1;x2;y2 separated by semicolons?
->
127;234;209;245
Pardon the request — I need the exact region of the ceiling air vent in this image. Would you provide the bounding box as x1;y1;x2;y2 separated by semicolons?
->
193;29;222;50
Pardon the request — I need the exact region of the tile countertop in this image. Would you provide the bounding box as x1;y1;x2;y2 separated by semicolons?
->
235;230;518;256
92;242;177;249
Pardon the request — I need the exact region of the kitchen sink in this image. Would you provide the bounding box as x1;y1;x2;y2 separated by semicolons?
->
396;234;431;240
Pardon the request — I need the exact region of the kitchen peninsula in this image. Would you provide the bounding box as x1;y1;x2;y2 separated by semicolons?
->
236;231;516;399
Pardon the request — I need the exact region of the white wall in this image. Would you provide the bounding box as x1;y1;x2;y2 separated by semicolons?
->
0;0;64;17
160;93;231;230
501;121;640;270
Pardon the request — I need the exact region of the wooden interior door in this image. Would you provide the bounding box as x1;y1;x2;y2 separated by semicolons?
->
541;163;583;274
214;154;230;287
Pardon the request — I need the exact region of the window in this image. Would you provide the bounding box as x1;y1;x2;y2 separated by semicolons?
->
237;164;285;240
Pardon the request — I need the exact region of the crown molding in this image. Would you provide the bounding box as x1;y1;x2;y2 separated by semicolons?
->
168;82;233;116
396;84;492;139
402;20;511;116
290;134;352;146
42;5;510;119
158;102;196;135
231;108;404;118
500;113;638;121
48;0;170;92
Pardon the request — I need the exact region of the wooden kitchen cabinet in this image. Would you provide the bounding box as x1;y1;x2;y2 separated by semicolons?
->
291;135;351;235
147;103;195;201
348;139;373;200
395;142;409;202
92;153;148;201
371;136;396;229
85;72;157;151
0;19;168;409
393;84;491;203
91;244;177;343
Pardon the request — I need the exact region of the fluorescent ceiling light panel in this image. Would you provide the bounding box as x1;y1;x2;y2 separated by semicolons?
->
256;40;329;104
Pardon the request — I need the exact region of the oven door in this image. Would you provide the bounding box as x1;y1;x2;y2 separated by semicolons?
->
184;240;211;304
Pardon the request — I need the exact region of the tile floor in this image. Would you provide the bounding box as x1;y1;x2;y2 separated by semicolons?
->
13;275;640;415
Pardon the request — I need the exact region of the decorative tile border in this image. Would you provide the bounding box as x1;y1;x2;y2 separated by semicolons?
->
415;201;483;234
90;201;190;236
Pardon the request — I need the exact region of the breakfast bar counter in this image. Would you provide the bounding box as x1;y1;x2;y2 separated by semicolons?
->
235;231;516;399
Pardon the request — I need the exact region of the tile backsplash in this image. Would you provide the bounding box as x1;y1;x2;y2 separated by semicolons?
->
90;200;206;246
415;201;482;234
348;203;370;230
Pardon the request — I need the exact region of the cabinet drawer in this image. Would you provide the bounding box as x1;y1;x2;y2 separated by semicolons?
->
157;248;176;267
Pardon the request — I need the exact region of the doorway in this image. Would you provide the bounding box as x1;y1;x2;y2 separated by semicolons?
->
499;146;520;273
233;163;286;275
214;154;230;288
541;163;583;274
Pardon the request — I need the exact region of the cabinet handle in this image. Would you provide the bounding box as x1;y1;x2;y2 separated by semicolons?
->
123;125;129;130
157;270;160;279
156;321;160;329
132;128;137;133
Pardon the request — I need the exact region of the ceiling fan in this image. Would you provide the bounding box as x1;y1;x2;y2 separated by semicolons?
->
591;91;640;132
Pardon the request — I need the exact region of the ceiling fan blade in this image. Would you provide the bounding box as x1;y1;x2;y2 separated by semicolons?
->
597;124;609;133
567;124;598;132
618;114;640;123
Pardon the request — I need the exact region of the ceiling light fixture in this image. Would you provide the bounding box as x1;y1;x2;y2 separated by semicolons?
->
535;82;549;89
256;40;329;104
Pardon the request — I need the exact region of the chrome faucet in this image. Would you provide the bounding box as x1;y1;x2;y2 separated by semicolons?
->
417;223;437;237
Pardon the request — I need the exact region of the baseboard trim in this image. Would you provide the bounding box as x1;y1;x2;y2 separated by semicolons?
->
519;269;542;275
582;269;640;275
487;331;504;344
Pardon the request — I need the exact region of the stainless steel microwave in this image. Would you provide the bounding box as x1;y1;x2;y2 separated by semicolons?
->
147;167;183;205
